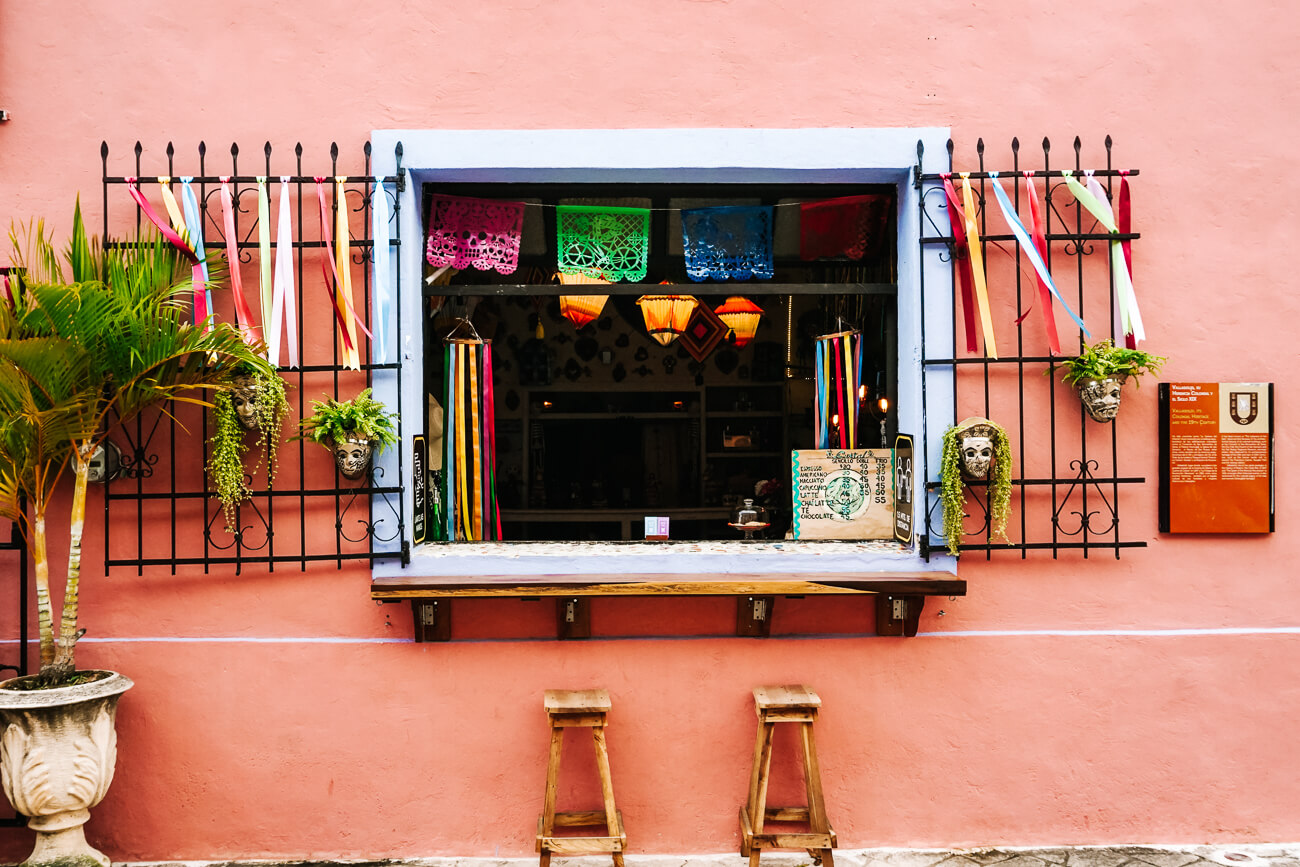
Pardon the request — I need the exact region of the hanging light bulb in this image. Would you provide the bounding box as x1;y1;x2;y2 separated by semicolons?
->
557;272;610;329
714;296;764;348
636;295;698;346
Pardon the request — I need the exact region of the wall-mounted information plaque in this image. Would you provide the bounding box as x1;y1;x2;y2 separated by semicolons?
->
1159;382;1274;533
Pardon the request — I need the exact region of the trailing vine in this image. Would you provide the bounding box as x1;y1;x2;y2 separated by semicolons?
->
939;418;1013;557
207;368;290;532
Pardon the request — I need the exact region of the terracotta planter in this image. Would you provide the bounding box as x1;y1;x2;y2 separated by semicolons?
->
1076;374;1127;423
330;436;375;480
0;671;132;867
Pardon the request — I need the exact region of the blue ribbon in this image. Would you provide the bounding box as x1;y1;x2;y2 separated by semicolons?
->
987;173;1090;337
179;178;214;318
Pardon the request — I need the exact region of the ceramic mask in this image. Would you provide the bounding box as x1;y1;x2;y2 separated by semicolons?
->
230;374;262;431
1079;376;1125;422
959;435;994;479
334;437;374;480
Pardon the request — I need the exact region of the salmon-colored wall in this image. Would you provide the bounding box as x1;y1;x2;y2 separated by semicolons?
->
1;0;1297;860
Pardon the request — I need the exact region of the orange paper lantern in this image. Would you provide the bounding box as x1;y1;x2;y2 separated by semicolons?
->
714;296;764;348
557;272;610;329
636;295;699;346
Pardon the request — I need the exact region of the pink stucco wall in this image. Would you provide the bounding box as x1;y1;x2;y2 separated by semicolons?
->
1;0;1297;860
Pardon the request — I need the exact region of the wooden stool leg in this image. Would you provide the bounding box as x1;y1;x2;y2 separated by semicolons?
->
746;720;775;867
592;726;619;838
799;720;832;865
540;725;564;867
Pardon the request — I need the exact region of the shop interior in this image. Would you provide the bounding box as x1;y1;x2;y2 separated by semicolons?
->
422;182;897;542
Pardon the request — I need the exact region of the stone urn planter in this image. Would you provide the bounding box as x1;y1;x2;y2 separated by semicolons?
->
0;672;132;867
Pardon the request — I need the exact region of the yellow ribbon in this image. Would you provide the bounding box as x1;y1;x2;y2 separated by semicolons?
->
469;344;483;541
157;178;190;246
960;174;997;359
334;177;362;370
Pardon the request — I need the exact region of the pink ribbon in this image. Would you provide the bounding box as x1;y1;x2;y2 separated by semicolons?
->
219;178;259;344
126;179;208;326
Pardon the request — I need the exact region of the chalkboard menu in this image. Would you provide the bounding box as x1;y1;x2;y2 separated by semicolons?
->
791;449;894;540
1159;382;1274;533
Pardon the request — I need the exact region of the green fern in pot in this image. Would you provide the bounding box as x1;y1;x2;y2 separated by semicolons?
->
1056;338;1166;423
295;387;398;480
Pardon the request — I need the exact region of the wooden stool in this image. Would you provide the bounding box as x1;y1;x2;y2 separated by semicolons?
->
537;689;626;867
740;685;836;867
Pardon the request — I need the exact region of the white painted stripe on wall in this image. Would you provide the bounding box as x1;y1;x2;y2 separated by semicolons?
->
0;627;1298;645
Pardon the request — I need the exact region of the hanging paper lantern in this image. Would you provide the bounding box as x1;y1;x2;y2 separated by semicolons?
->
636;295;698;346
714;296;764;348
557;272;610;329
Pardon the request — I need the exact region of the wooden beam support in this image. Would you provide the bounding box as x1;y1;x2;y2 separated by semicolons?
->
875;594;924;637
736;595;774;637
411;599;451;642
556;596;592;639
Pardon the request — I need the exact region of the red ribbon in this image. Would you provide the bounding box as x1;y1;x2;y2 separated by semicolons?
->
126;179;208;326
1022;172;1062;355
219;179;259;344
833;337;847;449
941;175;979;353
314;179;362;362
1118;173;1136;349
484;342;501;540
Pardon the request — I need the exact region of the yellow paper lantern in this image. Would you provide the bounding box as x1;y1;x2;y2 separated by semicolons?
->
714;296;764;348
557;272;611;329
636;295;699;346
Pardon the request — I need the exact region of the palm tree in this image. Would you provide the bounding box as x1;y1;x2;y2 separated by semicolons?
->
0;202;272;685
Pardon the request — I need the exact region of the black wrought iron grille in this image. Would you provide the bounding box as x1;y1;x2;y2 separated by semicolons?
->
916;136;1147;559
100;141;407;573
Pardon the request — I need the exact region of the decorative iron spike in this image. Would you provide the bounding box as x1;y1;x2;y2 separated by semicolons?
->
230;142;239;157
264;141;272;158
364;141;372;157
199;141;207;157
100;141;108;159
134;141;142;157
166;142;174;159
1073;136;1082;154
330;142;339;160
916;140;924;160
976;137;985;155
1011;137;1019;153
294;142;303;157
1042;136;1050;153
1105;134;1113;150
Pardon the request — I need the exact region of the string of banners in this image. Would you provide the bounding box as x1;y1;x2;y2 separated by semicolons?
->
124;176;389;371
426;174;1143;353
425;193;892;282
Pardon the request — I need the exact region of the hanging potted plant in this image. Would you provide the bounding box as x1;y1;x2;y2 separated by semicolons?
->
207;363;290;530
295;387;398;480
939;416;1013;557
1057;338;1167;423
0;203;270;867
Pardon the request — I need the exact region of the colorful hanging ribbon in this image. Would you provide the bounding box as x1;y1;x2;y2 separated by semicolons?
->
814;331;864;450
958;174;997;358
126;178;206;327
256;178;274;338
1061;171;1145;345
939;176;979;353
218;177;260;345
157;178;188;240
986;173;1091;350
1117;172;1136;349
313;178;373;370
444;344;457;541
371;181;393;364
268;177;299;368
179;177;213;328
483;342;501;539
